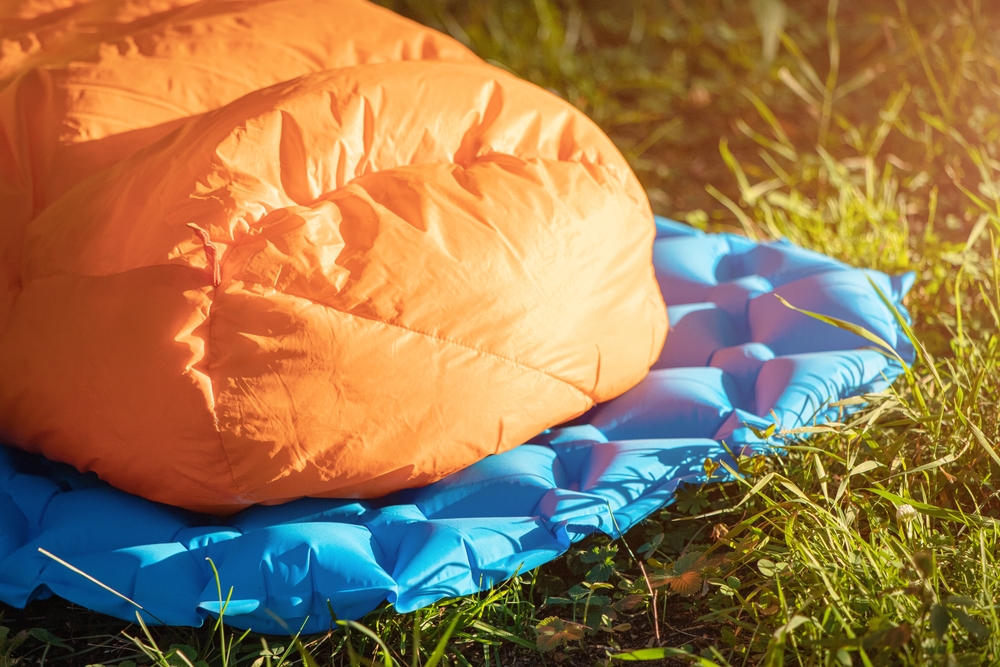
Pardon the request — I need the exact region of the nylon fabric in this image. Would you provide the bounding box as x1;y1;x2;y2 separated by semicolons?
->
0;0;667;513
0;0;478;331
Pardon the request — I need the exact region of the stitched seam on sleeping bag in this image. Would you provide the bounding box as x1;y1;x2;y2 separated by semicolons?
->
270;285;598;403
202;285;245;504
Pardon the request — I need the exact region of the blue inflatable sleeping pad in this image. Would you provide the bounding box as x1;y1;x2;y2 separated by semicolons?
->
0;217;915;634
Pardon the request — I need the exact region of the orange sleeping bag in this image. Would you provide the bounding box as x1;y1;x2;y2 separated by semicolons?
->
0;0;667;513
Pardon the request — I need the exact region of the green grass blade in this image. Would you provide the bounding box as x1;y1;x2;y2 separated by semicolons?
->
609;646;724;665
422;613;460;667
772;294;908;369
338;620;395;667
869;489;999;527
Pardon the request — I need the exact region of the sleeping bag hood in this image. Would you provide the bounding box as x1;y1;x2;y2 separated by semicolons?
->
0;0;668;513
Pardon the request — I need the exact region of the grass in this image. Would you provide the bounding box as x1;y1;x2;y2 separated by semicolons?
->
4;0;1000;664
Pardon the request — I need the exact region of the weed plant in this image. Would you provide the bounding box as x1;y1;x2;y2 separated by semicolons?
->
4;0;1000;665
